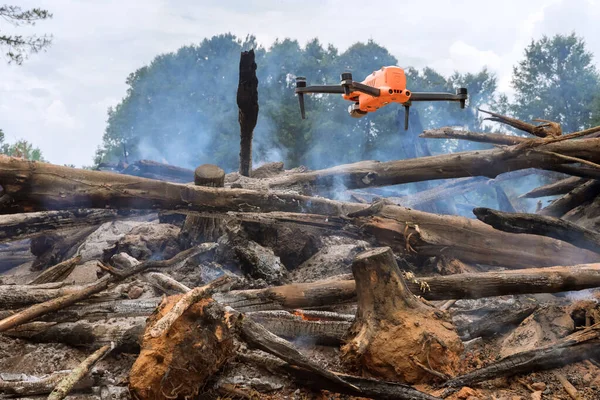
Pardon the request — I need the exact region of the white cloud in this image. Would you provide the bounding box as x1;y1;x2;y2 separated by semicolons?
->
1;0;599;166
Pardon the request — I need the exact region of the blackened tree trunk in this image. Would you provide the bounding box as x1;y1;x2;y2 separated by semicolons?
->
237;49;259;177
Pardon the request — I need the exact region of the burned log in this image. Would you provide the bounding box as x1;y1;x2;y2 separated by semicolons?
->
0;157;597;268
30;227;96;271
538;179;600;217
474;207;600;253
341;247;463;384
420;127;526;145
519;177;589;199
120;159;194;183
237;49;259;177
0;209;144;243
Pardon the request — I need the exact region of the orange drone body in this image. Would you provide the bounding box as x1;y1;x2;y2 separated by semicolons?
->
295;66;467;129
342;66;412;113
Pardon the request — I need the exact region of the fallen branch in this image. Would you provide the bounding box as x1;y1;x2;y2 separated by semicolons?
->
474;207;600;253
0;245;210;332
538;180;600;217
47;343;114;400
420;127;526;145
0;371;92;397
519;177;588;199
445;322;600;388
148;275;234;338
29;255;82;284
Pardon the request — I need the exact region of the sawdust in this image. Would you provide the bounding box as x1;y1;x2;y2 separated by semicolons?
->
129;296;235;400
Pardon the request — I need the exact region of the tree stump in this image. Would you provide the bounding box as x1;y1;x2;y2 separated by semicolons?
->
341;247;463;384
180;164;226;246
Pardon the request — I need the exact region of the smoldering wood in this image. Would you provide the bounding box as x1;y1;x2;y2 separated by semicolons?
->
474;208;600;253
444;323;600;388
29;255;82;284
120;159;194;183
519;177;589;198
420;127;527;145
47;344;113;400
30;227;97;271
5;317;145;351
453;301;538;340
246;310;352;344
538;180;600;217
0;370;93;397
218;264;600;309
242;351;443;400
478;108;562;138
0;245;207;332
181;164;226;246
237;49;259;177
550;164;600;180
0;209;146;243
0;157;597;268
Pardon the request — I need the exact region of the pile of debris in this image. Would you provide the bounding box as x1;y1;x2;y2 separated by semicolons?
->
1;113;600;399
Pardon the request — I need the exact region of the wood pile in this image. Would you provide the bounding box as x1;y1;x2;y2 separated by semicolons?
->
1;114;600;399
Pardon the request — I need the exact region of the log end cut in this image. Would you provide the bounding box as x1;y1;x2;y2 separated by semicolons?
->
341;247;463;384
129;296;235;399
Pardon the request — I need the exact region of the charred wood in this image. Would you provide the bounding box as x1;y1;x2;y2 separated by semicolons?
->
0;209;145;243
30;227;96;271
519;177;589;199
420;127;526;145
474;208;600;253
0;370;93;397
538;180;600;217
120;159;194;183
237;49;259;177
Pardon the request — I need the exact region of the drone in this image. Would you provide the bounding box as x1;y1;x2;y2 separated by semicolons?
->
295;66;468;129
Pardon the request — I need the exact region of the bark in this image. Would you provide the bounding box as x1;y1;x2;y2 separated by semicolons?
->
0;209;144;243
474;208;600;253
181;164;226;245
392;177;489;208
246;310;352;344
219;264;600;309
420;127;526;145
237;49;259;177
47;344;113;400
444;323;600;388
550;164;600;179
0;157;597;268
30;227;96;271
519;177;588;199
538;180;600;217
478;109;562;138
120;159;194;183
341;247;463;384
264;137;600;190
29;255;82;284
5;317;145;351
237;314;358;391
0;371;93;397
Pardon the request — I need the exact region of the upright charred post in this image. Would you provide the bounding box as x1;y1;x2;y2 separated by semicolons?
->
180;164;226;246
341;247;463;384
237;49;259;177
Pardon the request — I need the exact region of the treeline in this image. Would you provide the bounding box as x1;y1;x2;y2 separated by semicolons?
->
94;33;600;171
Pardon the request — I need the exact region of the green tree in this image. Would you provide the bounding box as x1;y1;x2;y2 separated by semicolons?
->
0;4;52;64
0;129;44;160
508;33;600;133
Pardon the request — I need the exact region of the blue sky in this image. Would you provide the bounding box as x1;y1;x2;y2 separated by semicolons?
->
1;0;599;166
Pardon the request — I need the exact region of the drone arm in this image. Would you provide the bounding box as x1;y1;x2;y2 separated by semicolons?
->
295;85;345;94
349;81;381;97
409;88;468;108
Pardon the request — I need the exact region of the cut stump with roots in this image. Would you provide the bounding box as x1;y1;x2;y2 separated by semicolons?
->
341;247;463;384
128;296;235;400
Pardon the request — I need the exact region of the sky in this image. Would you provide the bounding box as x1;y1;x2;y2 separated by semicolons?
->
1;0;600;166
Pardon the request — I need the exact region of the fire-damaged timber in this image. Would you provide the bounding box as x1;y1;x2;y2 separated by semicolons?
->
237;49;259;177
0;157;597;269
341;247;464;384
474;207;600;253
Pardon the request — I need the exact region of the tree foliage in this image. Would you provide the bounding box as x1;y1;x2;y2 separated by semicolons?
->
0;129;44;160
96;34;498;171
0;4;53;64
507;33;600;133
